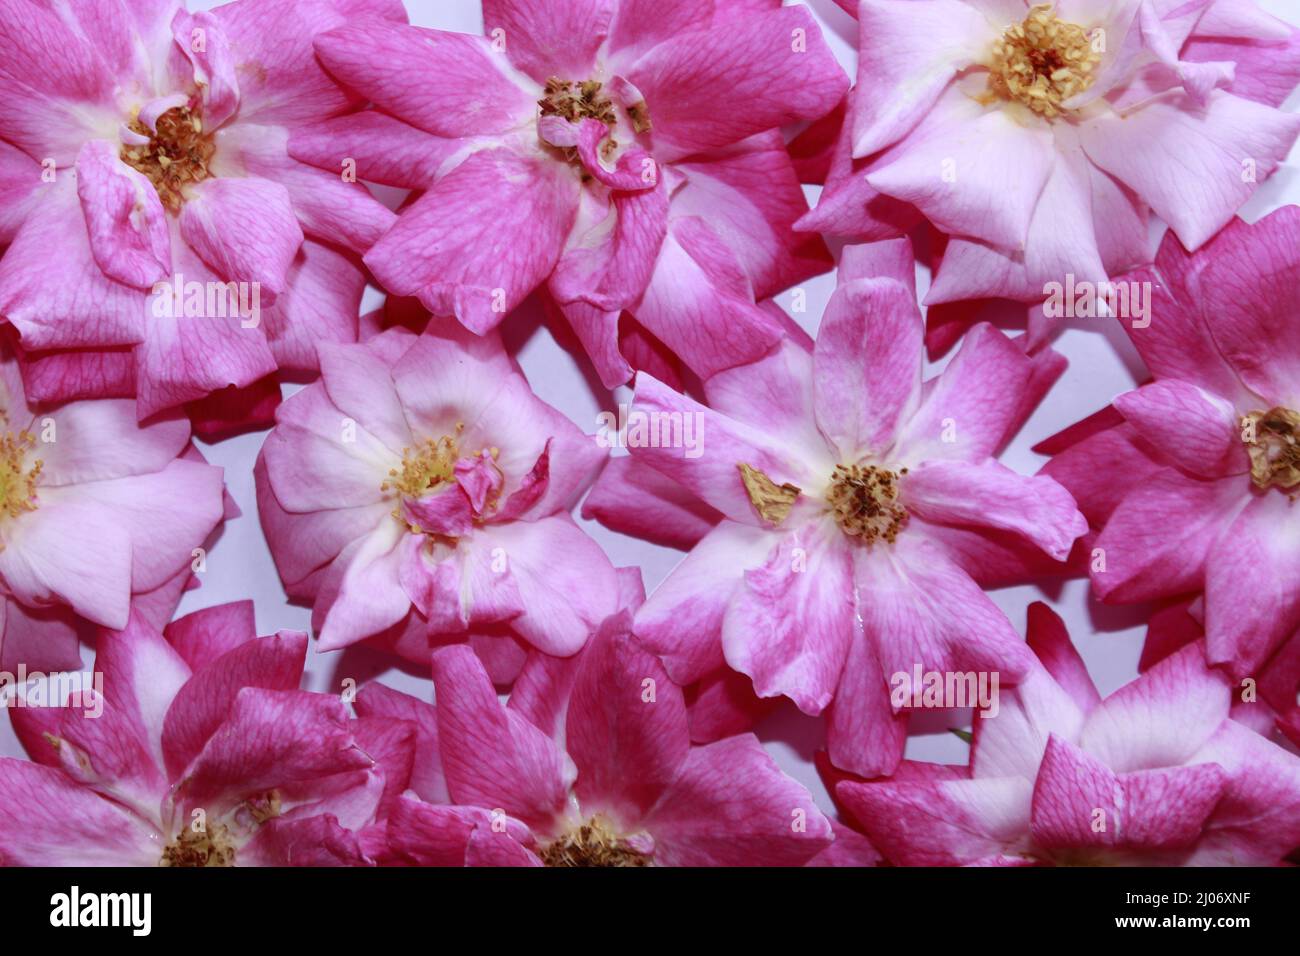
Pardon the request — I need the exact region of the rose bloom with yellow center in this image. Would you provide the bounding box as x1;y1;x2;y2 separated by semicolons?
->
801;0;1300;315
585;239;1088;779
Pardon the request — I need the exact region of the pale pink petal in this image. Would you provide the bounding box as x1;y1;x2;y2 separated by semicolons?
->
179;176;303;294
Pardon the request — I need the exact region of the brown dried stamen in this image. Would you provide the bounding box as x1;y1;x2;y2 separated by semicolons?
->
739;463;801;526
120;105;215;212
539;77;617;126
160;822;236;867
988;4;1100;118
1242;407;1300;490
827;463;908;544
0;428;42;521
541;817;649;867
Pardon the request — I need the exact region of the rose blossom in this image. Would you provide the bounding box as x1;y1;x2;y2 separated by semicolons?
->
0;0;402;420
801;0;1300;308
363;570;834;867
0;603;408;866
586;238;1086;778
0;336;224;671
298;0;847;387
1042;207;1300;679
831;603;1300;866
256;323;618;668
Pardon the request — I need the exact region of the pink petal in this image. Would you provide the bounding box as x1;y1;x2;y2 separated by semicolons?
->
0;184;145;350
74;140;171;288
903;460;1087;561
179;176;304;294
851;0;992;156
641;734;832;866
1078;91;1300;250
1113;380;1248;479
483;0;611;82
162;631;309;780
0;760;157;866
634;520;774;685
430;645;571;830
1079;643;1230;773
314;21;535;137
364;148;579;334
813;277;922;461
626;6;846;162
566;614;690;823
581;455;721;551
1092;470;1243;603
1204;492;1300;676
722;523;855;715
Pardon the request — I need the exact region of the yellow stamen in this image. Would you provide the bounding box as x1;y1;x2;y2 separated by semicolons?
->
987;4;1100;119
0;429;42;521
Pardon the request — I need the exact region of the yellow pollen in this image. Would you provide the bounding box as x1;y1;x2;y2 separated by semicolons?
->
0;429;42;521
1242;407;1300;491
738;463;801;526
381;430;462;501
541;817;649;867
827;464;908;544
987;4;1100;119
120;105;215;212
160;822;236;867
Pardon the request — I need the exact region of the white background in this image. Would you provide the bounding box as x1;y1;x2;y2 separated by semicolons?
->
6;0;1299;819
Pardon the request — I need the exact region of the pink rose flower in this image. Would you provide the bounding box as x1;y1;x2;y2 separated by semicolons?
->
0;0;403;419
0;604;407;866
803;0;1300;306
1043;207;1300;679
256;324;618;667
366;572;833;867
586;239;1087;778
298;0;847;387
0;337;224;671
832;603;1300;866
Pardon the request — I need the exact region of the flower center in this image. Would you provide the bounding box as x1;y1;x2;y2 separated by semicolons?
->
540;77;618;128
0;428;42;522
160;822;236;867
988;4;1099;119
541;817;649;867
826;464;908;543
1242;407;1300;490
537;76;652;168
382;431;462;501
120;105;215;212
